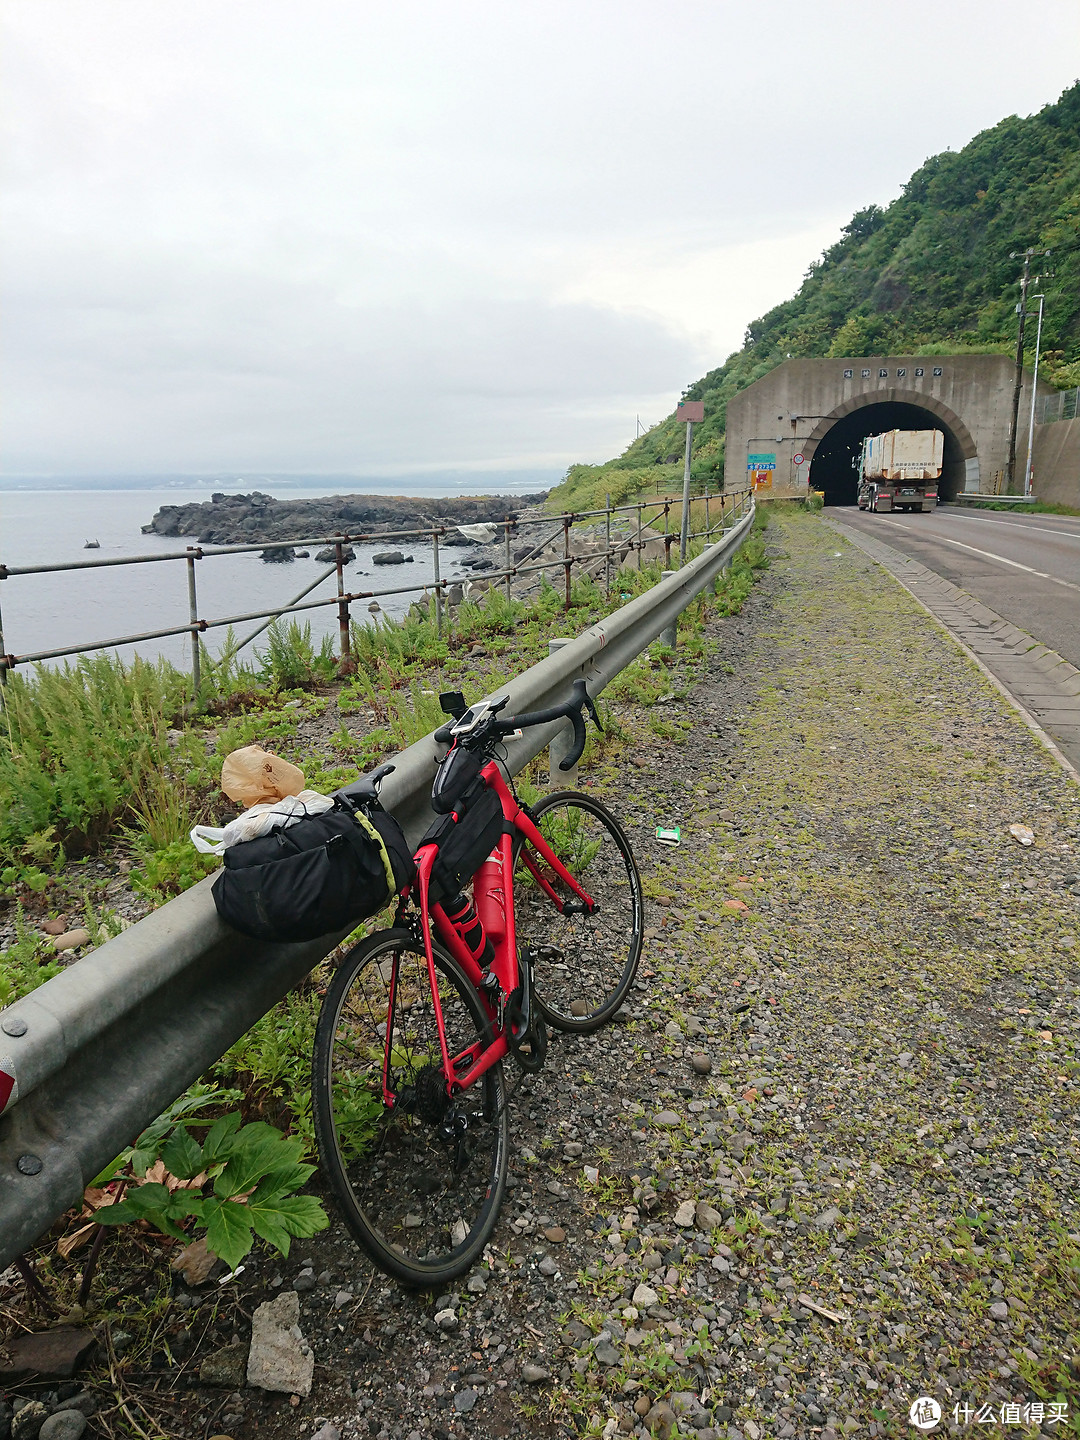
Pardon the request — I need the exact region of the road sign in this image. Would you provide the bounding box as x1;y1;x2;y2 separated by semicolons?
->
793;452;805;465
676;401;704;424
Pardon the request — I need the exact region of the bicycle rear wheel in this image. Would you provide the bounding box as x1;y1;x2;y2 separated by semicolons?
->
312;927;509;1287
513;790;643;1033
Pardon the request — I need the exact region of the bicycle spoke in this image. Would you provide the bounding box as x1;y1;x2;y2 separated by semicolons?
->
313;930;508;1285
514;792;643;1032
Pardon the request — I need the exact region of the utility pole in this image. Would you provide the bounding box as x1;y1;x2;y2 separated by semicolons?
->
1023;293;1046;497
1007;248;1050;491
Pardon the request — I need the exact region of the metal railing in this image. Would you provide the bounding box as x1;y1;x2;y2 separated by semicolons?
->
0;498;755;1267
1036;387;1080;424
0;486;749;692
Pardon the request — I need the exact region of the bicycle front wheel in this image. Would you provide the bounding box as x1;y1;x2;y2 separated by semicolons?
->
312;928;509;1287
514;790;643;1033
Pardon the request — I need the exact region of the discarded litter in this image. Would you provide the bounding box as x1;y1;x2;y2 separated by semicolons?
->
655;826;681;847
1009;824;1035;847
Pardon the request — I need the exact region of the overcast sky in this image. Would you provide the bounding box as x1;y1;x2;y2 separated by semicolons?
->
3;1;1078;480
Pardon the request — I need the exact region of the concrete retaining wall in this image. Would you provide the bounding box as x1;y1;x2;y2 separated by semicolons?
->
1032;416;1080;507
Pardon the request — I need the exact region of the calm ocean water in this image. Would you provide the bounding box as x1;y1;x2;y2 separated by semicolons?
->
0;480;542;674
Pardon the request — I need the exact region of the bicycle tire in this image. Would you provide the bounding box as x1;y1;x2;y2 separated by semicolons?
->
513;790;643;1033
312;927;509;1287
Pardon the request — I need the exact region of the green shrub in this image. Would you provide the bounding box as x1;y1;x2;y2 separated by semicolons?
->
0;653;187;864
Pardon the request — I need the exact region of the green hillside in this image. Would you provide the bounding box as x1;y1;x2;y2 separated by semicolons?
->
555;82;1080;508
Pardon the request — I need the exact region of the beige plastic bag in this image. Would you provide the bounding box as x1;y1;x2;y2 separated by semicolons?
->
220;745;305;807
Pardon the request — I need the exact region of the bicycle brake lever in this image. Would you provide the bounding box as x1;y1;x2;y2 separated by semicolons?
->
572;678;603;733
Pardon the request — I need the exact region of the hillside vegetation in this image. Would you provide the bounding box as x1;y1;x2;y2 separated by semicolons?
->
553;82;1080;509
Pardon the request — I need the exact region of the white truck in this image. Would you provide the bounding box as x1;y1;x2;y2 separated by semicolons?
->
857;429;943;513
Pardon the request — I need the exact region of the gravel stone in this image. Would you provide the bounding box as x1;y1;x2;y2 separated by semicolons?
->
10;1405;47;1440
39;1416;87;1440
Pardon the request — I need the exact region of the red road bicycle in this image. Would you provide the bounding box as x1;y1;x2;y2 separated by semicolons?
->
312;680;643;1285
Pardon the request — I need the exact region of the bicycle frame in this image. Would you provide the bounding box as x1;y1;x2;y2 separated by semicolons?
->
381;761;595;1106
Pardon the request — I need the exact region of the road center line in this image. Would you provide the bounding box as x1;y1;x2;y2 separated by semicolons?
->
874;518;1080;594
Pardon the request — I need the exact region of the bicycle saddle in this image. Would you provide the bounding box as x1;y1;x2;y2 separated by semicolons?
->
335;763;396;809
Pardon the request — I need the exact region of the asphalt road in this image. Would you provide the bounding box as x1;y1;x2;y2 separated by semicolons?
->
835;504;1080;669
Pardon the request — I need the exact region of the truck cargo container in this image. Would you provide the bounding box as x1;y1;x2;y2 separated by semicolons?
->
857;429;943;513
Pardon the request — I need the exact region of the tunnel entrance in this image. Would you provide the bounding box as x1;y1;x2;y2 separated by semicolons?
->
808;401;968;506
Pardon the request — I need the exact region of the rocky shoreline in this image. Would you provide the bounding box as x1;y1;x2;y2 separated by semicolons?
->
142;491;550;547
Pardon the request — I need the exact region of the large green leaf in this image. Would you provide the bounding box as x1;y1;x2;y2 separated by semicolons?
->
247;1193;329;1255
201;1196;255;1271
94;1182;198;1241
160;1125;204;1181
199;1110;243;1166
213;1123;304;1200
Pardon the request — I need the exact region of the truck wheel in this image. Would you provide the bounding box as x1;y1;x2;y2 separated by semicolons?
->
915;503;925;512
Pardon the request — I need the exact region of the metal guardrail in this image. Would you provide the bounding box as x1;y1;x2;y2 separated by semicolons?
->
0;498;754;1267
0;487;750;694
1036;387;1079;424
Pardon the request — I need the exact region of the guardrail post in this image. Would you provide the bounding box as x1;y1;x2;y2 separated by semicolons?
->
663;503;673;570
335;541;354;675
186;549;201;696
659;573;677;649
605;493;612;597
432;529;443;637
704;488;711;542
563;516;572;611
636;503;643;570
547;639;578;786
504;517;513;604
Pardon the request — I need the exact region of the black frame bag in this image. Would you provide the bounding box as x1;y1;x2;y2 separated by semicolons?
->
424;785;507;904
212;801;414;943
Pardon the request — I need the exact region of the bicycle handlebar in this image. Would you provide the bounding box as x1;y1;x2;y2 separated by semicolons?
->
433;678;601;770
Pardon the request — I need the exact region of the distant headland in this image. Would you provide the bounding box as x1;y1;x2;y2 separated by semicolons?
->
143;490;549;545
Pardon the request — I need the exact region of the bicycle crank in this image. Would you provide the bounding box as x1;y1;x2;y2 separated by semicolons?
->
506;951;548;1074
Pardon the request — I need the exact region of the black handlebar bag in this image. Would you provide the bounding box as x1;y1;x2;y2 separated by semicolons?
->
212;803;414;943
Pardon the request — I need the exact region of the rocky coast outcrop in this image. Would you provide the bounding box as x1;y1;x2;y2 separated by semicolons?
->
142;490;548;546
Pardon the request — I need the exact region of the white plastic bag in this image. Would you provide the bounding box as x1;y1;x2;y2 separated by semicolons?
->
191;790;334;856
456;523;499;545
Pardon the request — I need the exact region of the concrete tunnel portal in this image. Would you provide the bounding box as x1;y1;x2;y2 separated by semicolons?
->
807;400;971;507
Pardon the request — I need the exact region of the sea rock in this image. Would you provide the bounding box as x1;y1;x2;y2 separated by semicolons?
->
372;551;409;565
246;1292;313;1396
314;545;355;564
260;547;296;562
144;491;546;546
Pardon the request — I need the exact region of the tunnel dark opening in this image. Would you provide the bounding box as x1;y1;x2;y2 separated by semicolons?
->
809;402;967;506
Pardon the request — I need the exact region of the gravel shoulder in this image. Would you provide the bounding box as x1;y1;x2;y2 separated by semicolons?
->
7;509;1080;1440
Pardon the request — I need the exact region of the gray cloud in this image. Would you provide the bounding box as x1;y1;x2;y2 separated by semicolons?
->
3;0;1078;475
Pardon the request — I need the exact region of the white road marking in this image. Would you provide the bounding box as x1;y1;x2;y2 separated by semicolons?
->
935;513;1080;541
874;517;1080;594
